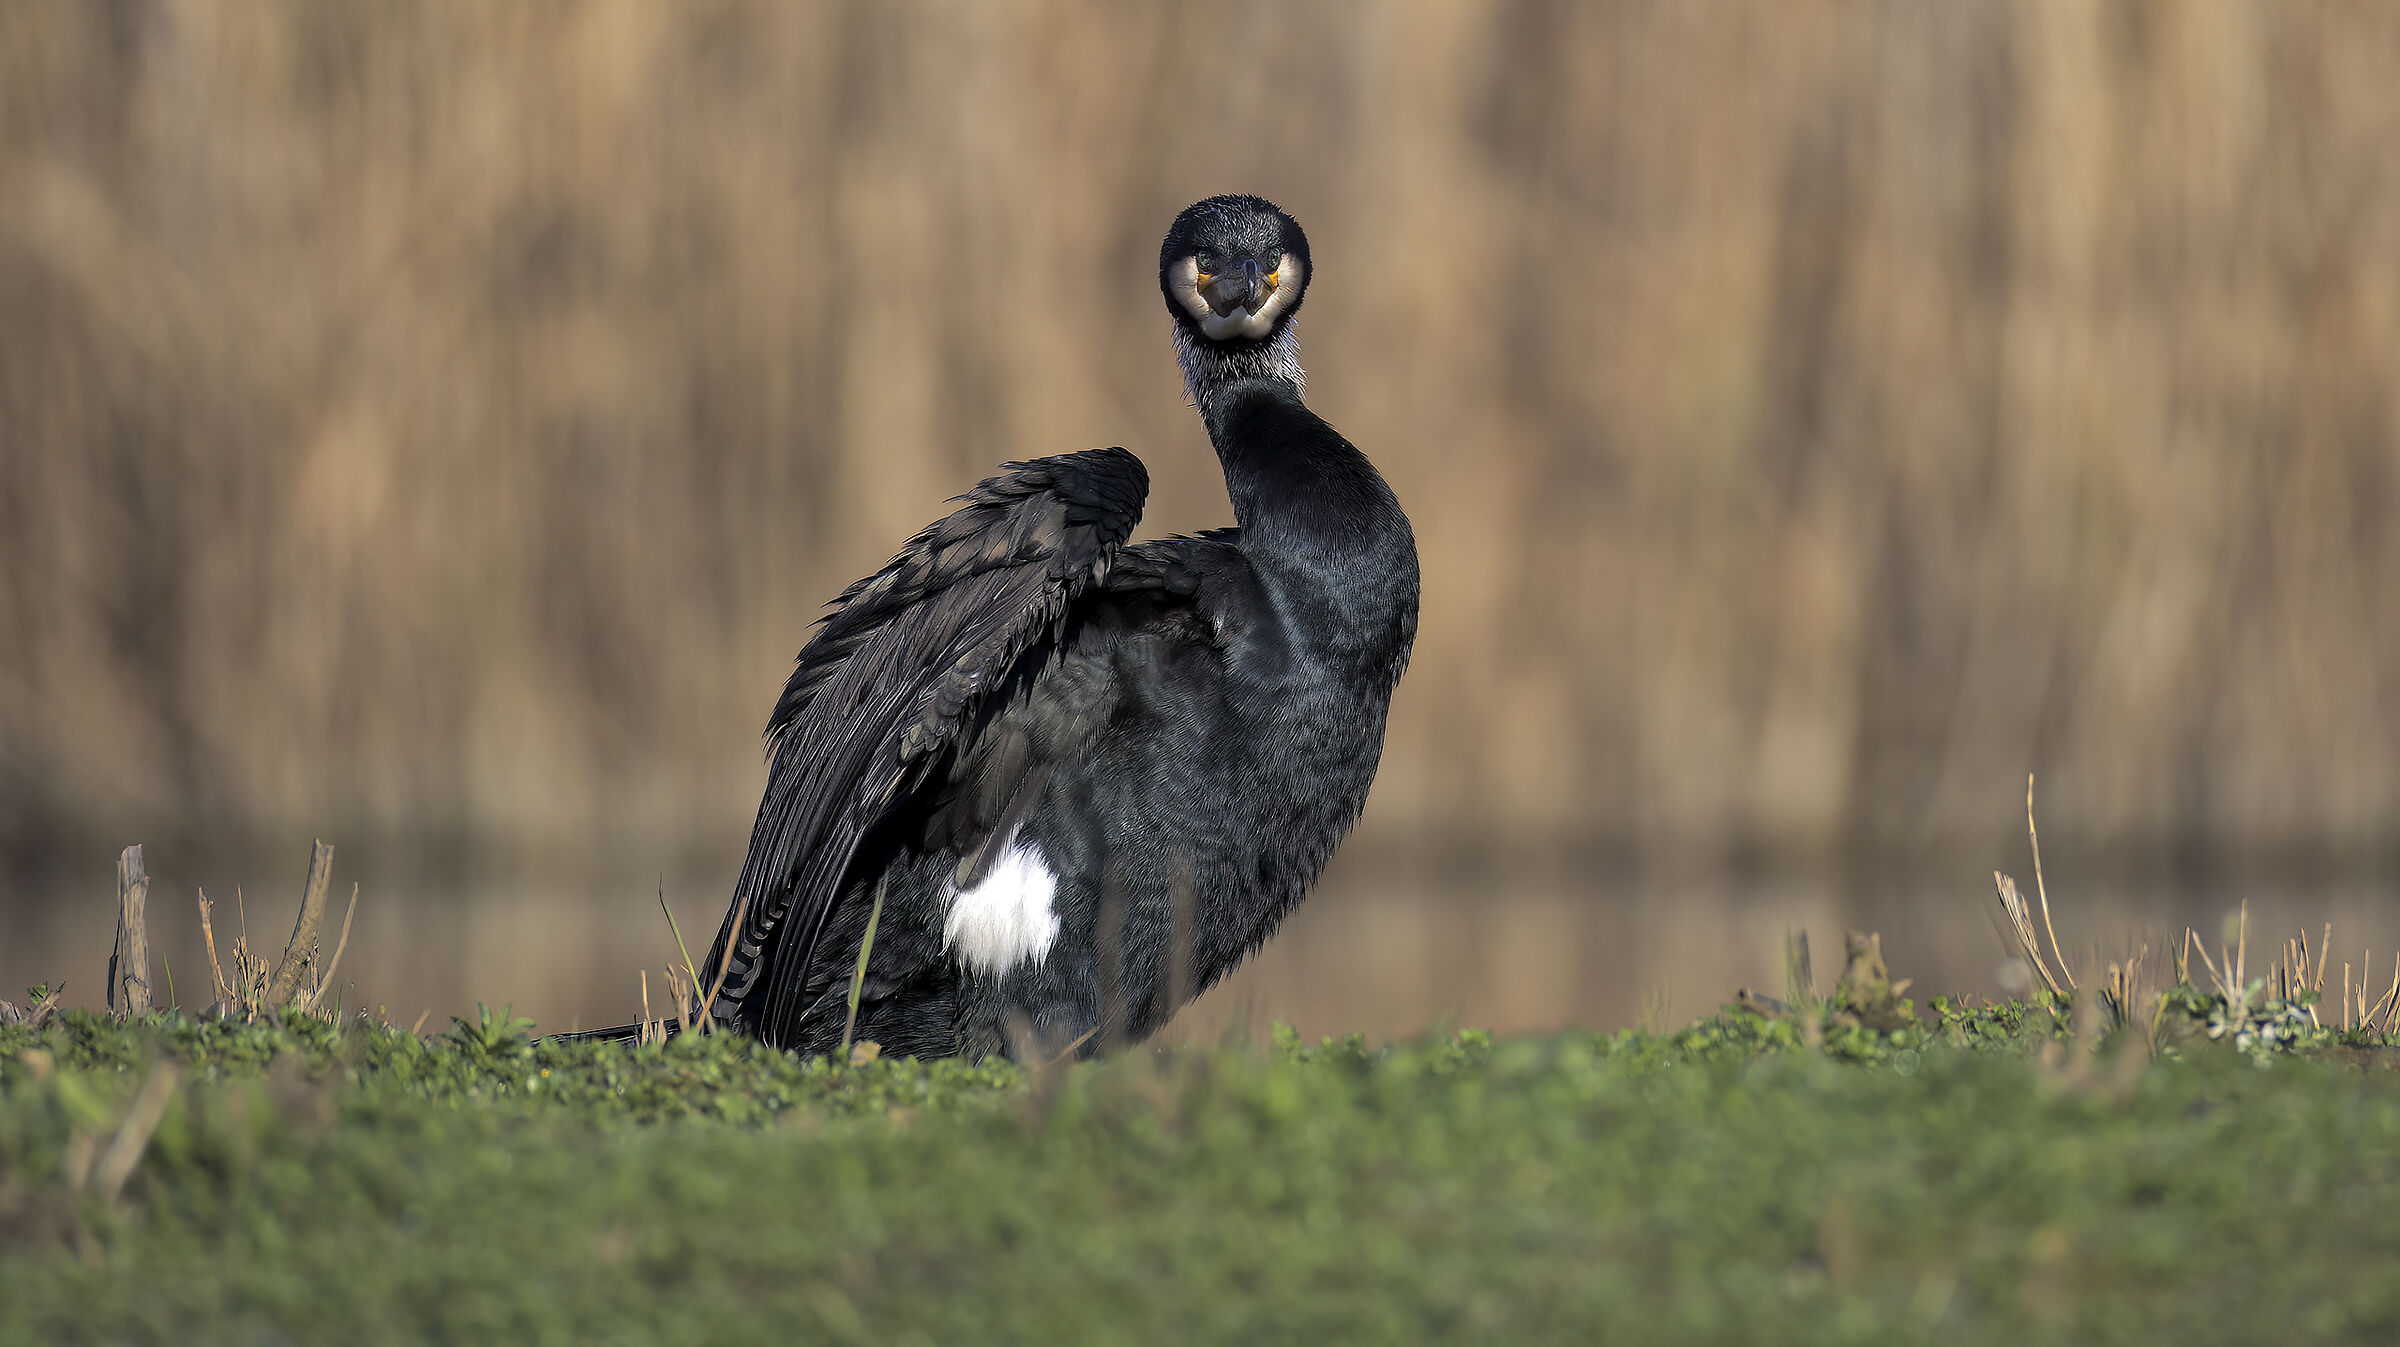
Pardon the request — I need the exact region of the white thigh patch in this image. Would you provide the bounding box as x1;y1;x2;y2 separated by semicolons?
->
942;837;1060;975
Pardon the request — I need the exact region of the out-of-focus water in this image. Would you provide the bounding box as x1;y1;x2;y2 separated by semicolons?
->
6;847;2396;1043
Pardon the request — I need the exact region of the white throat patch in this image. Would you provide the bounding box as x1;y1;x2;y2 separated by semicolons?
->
942;834;1060;976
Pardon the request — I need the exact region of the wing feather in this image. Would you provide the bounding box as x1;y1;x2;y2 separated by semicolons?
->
703;448;1149;1044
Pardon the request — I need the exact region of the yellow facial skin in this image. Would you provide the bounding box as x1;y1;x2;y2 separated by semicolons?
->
1169;252;1306;341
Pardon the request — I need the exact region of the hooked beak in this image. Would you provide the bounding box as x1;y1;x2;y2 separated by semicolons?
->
1199;258;1274;317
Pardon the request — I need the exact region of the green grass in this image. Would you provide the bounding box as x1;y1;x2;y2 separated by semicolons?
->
3;1001;2399;1345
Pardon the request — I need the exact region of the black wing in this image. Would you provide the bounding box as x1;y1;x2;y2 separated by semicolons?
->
703;448;1150;1044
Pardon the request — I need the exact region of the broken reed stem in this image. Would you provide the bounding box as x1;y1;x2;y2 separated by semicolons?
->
640;969;655;1045
841;874;889;1061
667;965;694;1034
2026;775;2074;992
2101;946;2147;1030
2234;900;2249;996
265;840;336;1008
2306;945;2323;1026
2369;952;2400;1035
2194;939;2229;1002
109;844;153;1016
1992;872;2065;998
695;882;752;1031
300;884;362;1015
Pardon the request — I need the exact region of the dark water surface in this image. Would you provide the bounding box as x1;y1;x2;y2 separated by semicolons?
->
7;845;2397;1043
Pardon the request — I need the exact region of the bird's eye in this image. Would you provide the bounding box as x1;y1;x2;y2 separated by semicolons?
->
1194;250;1217;275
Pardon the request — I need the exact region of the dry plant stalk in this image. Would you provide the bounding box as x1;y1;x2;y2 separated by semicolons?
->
300;884;363;1015
202;887;277;1021
2369;953;2400;1034
196;889;238;1016
2100;947;2149;1030
2190;908;2247;1010
2230;901;2248;1000
108;844;153;1016
2276;925;2332;1029
664;964;695;1034
2164;902;2400;1036
1991;872;2067;999
265;841;336;1008
2024;775;2075;992
2340;951;2400;1034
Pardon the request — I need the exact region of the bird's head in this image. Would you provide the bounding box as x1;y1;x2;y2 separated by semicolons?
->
1159;195;1310;346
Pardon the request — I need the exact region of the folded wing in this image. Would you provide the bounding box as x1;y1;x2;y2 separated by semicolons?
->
703;448;1150;1045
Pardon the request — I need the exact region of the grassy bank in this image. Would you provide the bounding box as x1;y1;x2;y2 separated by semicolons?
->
5;999;2400;1345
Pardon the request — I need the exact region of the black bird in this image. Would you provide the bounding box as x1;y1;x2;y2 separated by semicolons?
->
635;196;1415;1060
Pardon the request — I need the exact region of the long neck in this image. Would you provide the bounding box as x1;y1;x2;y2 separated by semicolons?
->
1181;327;1419;667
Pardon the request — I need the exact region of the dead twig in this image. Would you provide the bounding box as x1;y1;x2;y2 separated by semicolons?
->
300;883;362;1015
265;841;336;1008
665;965;695;1035
2100;945;2148;1031
1992;872;2067;998
2026;775;2074;992
2368;951;2400;1035
108;844;153;1016
2192;937;2232;1004
2232;900;2249;1001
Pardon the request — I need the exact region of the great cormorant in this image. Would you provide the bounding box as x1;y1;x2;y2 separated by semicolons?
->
618;196;1416;1060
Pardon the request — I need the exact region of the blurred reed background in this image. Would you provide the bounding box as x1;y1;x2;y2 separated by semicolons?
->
4;0;2397;1036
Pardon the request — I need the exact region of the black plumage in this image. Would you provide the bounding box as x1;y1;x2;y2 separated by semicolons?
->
600;195;1416;1060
